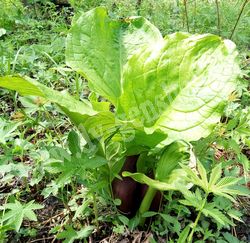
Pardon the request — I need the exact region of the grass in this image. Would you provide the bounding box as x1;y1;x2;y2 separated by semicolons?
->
0;0;249;242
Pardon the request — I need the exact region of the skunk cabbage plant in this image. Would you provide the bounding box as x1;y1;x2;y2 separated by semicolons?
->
0;7;241;224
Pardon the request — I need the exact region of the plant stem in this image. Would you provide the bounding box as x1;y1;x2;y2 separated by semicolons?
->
92;192;99;231
188;193;208;243
183;0;190;32
12;47;22;74
230;0;249;39
215;0;221;35
138;186;157;226
193;0;197;29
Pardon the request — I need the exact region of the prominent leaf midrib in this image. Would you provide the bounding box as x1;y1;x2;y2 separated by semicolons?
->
88;17;117;102
118;25;123;100
67;9;121;102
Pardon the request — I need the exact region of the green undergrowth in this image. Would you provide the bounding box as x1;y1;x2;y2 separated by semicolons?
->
0;1;249;242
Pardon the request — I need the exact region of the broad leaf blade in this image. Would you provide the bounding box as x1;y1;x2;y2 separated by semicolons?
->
0;76;96;126
118;33;240;144
66;7;162;104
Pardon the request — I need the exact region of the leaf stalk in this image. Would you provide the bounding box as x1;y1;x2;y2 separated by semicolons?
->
138;186;157;226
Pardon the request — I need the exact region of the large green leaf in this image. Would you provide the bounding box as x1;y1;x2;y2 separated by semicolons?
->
66;7;162;104
1;13;241;156
0;76;96;126
117;33;241;144
0;76;166;153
